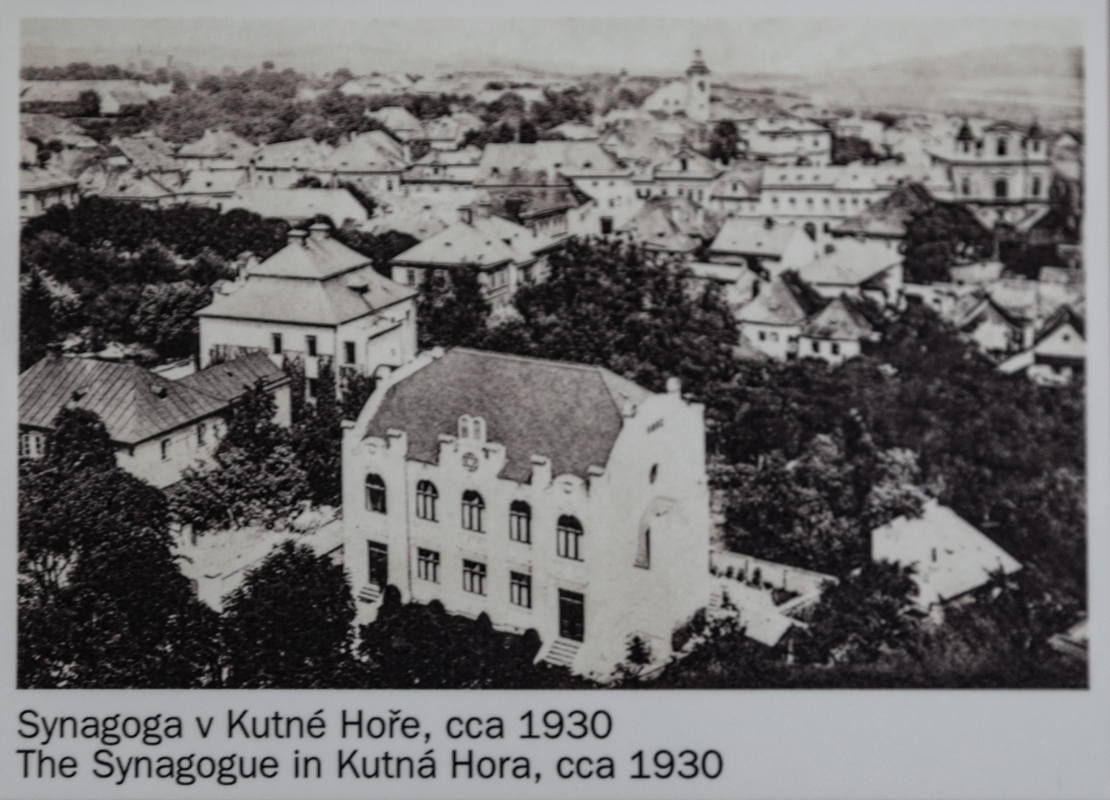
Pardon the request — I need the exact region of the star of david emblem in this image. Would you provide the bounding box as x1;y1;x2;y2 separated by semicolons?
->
462;452;480;472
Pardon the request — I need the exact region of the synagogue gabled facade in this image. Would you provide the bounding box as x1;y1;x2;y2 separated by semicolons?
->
341;347;711;680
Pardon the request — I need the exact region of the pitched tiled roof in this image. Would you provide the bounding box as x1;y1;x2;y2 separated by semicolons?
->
328;132;407;173
709;218;798;258
797;240;900;287
179;169;247;195
112;136;178;173
736;277;808;326
363;348;652;481
832;182;935;238
224;188;369;224
802;296;875;340
20;113;99;149
199;256;415;326
251;138;333;171
475;141;629;185
176;352;288;401
391;215;544;268
177;128;256;161
19;354;226;445
20;165;78;193
620;196;716;254
369;106;422;134
873;501;1021;607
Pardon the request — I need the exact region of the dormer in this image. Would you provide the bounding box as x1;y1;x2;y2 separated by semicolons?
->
458;414;487;443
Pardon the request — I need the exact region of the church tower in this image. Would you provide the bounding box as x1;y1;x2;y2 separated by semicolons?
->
685;48;711;122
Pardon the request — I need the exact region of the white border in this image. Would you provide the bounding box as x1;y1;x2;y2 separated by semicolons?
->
2;2;1107;798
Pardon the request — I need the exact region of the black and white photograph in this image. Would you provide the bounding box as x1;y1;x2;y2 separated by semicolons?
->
13;9;1094;695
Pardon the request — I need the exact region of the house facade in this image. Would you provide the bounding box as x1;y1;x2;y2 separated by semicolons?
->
932;120;1052;226
341;347;711;679
197;224;418;395
19;351;290;488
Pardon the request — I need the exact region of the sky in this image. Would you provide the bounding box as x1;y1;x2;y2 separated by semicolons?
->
21;15;1083;77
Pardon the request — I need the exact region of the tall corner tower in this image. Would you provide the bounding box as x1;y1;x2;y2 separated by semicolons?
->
685;48;711;123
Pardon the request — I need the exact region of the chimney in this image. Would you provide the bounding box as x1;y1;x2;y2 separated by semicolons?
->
309;222;331;242
287;228;309;247
763;217;774;230
824;243;836;254
666;376;682;395
459;206;473;225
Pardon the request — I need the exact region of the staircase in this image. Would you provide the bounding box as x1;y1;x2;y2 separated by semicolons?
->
542;638;581;669
357;584;382;604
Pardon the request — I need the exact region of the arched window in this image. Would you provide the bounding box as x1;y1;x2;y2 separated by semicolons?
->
996;137;1008;157
993;178;1009;200
556;515;584;561
416;480;438;521
509;500;531;543
461;490;485;532
365;474;386;513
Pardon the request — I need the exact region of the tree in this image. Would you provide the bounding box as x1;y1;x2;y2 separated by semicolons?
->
416;268;491;350
356;602;587;688
832;135;881;165
222;540;356;687
293;359;343;506
796;560;920;665
518;119;538;143
901;202;994;284
20;269;56;371
486;238;738;403
219;378;288;463
612;634;653;684
342;372;377;421
292;173;323;188
707;120;739;164
128;281;212;359
19;409;220;687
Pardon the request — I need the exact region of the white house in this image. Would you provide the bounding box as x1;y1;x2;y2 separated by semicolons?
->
390;211;564;308
797;295;878;365
734;277;813;361
19;166;80;221
931;120;1053;226
341;347;711;679
872;501;1021;612
197;224;418;396
740;115;834;166
796;239;904;306
639;49;712;123
706;217;821;276
19;351;290;488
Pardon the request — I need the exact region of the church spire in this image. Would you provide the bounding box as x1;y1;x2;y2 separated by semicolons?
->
686;48;710;77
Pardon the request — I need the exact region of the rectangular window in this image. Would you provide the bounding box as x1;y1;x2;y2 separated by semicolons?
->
417;548;440;583
510;572;532;608
197;422;207;446
306;335;317;357
271;332;283;354
160;438;171;461
307;378;319;399
831;343;841;356
462;560;487;595
812;340;820;354
344;340;356;364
